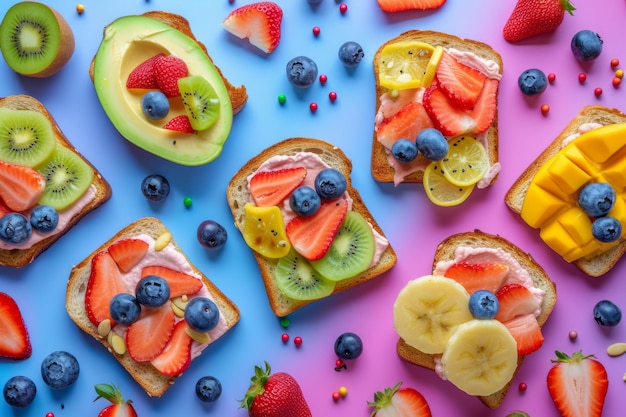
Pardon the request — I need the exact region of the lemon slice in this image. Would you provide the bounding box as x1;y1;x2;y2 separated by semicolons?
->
423;161;474;206
440;136;489;187
378;42;443;90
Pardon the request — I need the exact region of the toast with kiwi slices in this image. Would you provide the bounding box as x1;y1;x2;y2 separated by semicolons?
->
0;95;111;268
226;137;397;317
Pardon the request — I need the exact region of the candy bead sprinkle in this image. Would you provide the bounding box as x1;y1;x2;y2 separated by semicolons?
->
578;72;587;83
332;391;341;401
183;197;192;207
548;73;556;83
312;26;321;36
594;87;603;97
294;336;303;346
338;386;348;397
616;69;624;79
76;4;85;14
569;330;578;341
518;382;527;391
329;91;337;102
319;74;328;84
541;104;550;115
280;317;290;328
339;3;348;13
611;58;620;67
309;102;318;112
278;94;286;105
281;333;289;343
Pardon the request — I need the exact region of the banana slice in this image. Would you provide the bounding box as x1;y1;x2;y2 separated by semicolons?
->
393;275;472;354
442;319;518;396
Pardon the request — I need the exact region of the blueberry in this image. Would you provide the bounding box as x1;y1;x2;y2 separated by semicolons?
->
29;205;59;233
141;91;170;120
593;299;622;326
307;0;322;3
3;376;36;408
338;41;364;68
197;220;228;250
184;297;220;332
468;290;499;319
518;68;548;96
592;216;622;243
0;213;32;244
135;276;170;307
286;56;318;88
41;351;80;390
571;30;603;62
416;128;449;161
578;182;615;217
314;168;347;200
109;293;142;324
195;376;222;402
141;174;170;202
289;186;321;217
391;139;418;162
334;332;363;360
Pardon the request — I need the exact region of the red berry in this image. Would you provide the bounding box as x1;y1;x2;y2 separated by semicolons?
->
281;333;289;343
309;102;318;112
312;26;321;36
332;391;341;401
519;382;528;391
294;336;303;346
594;87;603;97
319;74;328;84
541;104;550;115
611;58;620;67
339;3;347;13
578;72;587;83
548;73;556;83
329;91;337;102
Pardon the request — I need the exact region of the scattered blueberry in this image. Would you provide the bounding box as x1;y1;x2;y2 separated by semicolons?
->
578;182;615;217
593;299;622;326
571;30;603;62
3;376;36;408
286;56;318;88
109;293;142;324
468;290;499;319
0;213;32;244
29;205;59;233
41;351;80;390
135;276;170;307
289;186;321;217
334;332;363;360
195;376;222;402
592;216;622;243
197;220;228;250
314;168;347;200
416;128;449;161
307;0;323;3
141;91;170;120
391;139;418;162
518;68;548;96
185;297;220;332
141;174;170;202
338;41;364;68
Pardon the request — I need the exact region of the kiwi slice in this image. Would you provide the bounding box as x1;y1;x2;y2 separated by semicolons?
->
177;75;220;131
37;146;93;210
275;249;336;301
0;108;56;167
310;211;376;281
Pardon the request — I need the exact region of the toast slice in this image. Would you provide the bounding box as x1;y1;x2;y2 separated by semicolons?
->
396;230;556;409
0;94;112;268
226;138;397;317
371;30;502;186
505;105;626;277
65;217;240;397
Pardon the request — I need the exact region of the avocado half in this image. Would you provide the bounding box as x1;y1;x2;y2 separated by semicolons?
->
92;15;233;166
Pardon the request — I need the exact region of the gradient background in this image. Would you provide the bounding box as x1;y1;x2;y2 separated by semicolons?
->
2;1;626;416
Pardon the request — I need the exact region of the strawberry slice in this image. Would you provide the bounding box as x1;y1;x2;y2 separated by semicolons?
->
126;305;176;362
435;52;487;108
85;251;129;327
222;1;283;54
286;199;348;261
0;160;46;212
502;313;543;355
141;265;203;298
163;115;195;133
126;53;164;89
150;320;193;377
442;262;509;294
368;381;432;417
249;167;307;207
495;283;540;322
153;55;188;98
0;292;32;360
469;78;498;134
0;199;11;217
376;101;434;150
377;0;446;12
108;238;149;273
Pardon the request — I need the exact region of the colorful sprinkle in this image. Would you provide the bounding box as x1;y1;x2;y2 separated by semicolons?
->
616;69;624;79
578;72;587;83
334;359;347;371
183;197;192;207
547;73;556;83
46;413;55;417
611;58;620;67
281;333;289;343
280;317;290;328
294;336;303;346
332;391;341;401
309;102;318;112
329;91;337;102
76;4;85;14
594;87;603;97
278;94;287;105
541;104;550;115
338;386;348;397
569;330;578;341
613;77;622;88
339;3;348;13
319;74;328;84
312;26;321;36
518;382;527;392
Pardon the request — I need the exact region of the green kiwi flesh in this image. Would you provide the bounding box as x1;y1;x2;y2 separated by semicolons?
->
275;249;336;301
37;146;93;210
0;107;56;167
310;211;375;281
177;75;221;131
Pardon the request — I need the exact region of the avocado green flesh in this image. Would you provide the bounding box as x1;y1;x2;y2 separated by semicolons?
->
92;15;233;166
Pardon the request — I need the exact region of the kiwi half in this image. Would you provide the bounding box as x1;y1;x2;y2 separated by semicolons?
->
37;146;93;210
177;75;220;131
0;107;56;167
310;211;375;281
275;249;336;301
0;1;75;77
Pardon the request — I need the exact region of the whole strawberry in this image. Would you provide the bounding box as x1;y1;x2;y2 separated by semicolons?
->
94;384;138;417
240;362;311;417
503;0;576;42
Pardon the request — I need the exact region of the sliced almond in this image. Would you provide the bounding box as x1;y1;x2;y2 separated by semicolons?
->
154;232;172;251
607;342;626;357
171;301;185;318
185;326;211;344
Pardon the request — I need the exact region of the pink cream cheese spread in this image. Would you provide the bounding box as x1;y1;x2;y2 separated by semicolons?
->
561;122;603;148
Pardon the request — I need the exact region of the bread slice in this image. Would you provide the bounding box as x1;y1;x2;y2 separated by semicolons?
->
65;217;240;397
88;11;247;115
505;105;626;277
0;94;112;268
371;30;502;184
226;137;397;317
396;230;556;409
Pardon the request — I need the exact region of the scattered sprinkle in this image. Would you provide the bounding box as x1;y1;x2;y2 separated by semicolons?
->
569;330;578;341
309;102;318;112
518;382;527;391
578;72;587;83
46;413;54;417
541;104;550;115
319;74;328;84
281;333;289;343
76;4;85;14
332;391;341;401
329;91;337;102
312;26;321;36
183;197;192;207
594;87;603;97
548;73;556;83
339;3;348;14
339;386;348;397
613;77;622;88
334;359;347;371
280;318;290;328
277;94;286;105
611;58;620;67
616;69;624;79
294;336;303;346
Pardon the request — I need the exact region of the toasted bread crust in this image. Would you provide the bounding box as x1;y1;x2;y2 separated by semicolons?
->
371;30;502;184
226;138;397;316
65;217;240;397
396;230;556;409
505;105;626;277
0;95;112;268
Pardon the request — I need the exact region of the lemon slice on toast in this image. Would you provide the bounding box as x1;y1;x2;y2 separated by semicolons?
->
378;42;443;90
